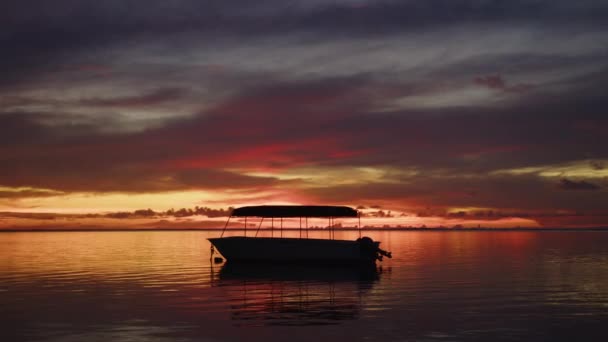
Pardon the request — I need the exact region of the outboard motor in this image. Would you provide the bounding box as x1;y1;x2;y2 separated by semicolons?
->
357;236;392;261
377;247;392;260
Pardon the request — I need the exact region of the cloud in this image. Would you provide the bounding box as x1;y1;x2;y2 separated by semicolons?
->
80;87;186;108
473;74;534;93
0;187;64;199
104;206;233;219
0;212;58;220
558;178;600;191
473;75;506;89
1;1;608;225
304;171;608;214
0;113;57;145
590;160;605;170
2;0;607;91
1;70;608;195
533;214;608;228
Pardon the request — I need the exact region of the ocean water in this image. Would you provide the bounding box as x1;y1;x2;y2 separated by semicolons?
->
1;230;608;341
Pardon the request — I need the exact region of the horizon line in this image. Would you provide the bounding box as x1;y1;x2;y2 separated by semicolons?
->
2;227;608;233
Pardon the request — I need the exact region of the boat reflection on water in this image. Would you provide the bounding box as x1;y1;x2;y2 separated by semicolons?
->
215;262;385;326
219;262;382;282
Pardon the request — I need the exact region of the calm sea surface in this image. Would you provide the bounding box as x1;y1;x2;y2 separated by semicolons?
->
2;230;608;341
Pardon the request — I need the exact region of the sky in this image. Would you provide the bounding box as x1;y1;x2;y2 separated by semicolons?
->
1;0;608;229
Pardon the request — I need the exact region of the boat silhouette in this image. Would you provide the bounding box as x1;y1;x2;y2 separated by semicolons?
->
208;205;392;265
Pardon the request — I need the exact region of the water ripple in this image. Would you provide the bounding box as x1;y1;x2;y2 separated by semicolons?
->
2;231;608;341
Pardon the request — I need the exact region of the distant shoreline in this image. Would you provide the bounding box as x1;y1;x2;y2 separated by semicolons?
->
1;227;607;232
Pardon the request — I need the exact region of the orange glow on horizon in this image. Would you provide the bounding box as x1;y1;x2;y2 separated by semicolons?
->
0;187;600;229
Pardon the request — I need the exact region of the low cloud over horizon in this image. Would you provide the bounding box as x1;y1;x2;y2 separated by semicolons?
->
2;0;608;228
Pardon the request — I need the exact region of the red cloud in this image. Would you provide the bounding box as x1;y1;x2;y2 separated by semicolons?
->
0;80;376;193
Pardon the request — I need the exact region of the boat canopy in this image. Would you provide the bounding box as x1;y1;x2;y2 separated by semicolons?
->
231;205;358;218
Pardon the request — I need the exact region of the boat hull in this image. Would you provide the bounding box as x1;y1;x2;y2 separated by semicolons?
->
208;237;380;264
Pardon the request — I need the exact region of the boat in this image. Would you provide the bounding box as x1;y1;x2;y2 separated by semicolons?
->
208;205;392;264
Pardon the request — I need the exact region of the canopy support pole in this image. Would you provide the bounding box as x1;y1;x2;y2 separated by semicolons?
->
220;216;231;238
358;213;362;239
254;217;265;237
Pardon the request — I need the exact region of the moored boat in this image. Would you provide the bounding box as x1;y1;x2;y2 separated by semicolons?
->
208;205;391;265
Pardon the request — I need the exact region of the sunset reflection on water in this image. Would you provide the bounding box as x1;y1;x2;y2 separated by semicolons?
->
2;230;608;341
